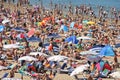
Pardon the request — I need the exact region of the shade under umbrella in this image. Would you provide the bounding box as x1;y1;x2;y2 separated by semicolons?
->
29;52;48;56
70;64;89;76
18;56;38;61
87;55;101;63
47;55;68;62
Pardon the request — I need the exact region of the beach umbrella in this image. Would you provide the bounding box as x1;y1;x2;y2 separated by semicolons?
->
60;25;69;32
87;21;95;25
99;45;115;56
82;20;88;24
2;19;10;24
0;66;7;70
80;51;99;56
109;71;120;79
87;55;101;63
27;28;35;37
70;64;89;76
95;60;105;71
77;36;92;40
29;52;48;56
70;22;75;28
2;78;22;80
3;44;22;49
65;35;79;44
47;55;68;62
89;47;102;53
18;56;38;61
0;25;4;32
27;36;41;42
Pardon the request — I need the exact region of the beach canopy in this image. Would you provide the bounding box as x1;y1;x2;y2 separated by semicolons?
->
70;64;89;76
99;45;115;56
18;56;38;61
27;36;41;42
47;55;68;62
65;35;79;44
29;52;48;56
80;51;99;56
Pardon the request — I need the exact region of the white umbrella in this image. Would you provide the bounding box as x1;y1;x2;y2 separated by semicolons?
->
2;19;10;24
29;52;48;56
47;55;68;62
18;56;38;61
3;44;21;49
77;36;92;40
0;66;7;70
2;78;21;80
89;47;102;53
80;51;99;55
109;71;120;79
70;64;89;76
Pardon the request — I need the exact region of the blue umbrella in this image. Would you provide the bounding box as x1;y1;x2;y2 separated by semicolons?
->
65;35;79;44
0;25;4;32
82;20;88;24
60;25;69;32
27;36;41;42
70;22;75;28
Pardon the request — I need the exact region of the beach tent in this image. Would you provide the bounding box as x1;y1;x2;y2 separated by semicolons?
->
65;35;79;44
0;25;4;32
99;45;115;56
59;25;68;32
27;36;41;42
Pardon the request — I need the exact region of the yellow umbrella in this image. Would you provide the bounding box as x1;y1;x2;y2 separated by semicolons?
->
87;21;95;25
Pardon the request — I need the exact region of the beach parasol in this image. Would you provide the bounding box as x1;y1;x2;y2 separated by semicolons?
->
70;64;89;76
29;52;48;56
47;55;68;62
87;55;101;63
18;56;38;61
80;51;99;56
27;36;41;42
109;71;120;79
77;36;92;40
87;21;95;25
82;20;88;24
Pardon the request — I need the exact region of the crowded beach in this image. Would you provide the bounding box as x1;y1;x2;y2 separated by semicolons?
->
0;0;120;80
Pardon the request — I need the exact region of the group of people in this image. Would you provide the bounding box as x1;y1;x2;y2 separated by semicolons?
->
0;1;120;80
